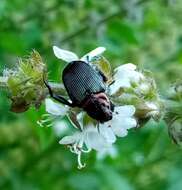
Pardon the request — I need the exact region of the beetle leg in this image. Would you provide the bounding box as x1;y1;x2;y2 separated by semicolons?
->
44;80;74;107
98;69;108;82
51;94;74;107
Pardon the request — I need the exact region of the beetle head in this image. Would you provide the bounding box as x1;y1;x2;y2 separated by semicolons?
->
82;93;114;123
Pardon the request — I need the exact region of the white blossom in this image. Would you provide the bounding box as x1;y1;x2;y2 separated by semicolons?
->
59;124;114;169
109;63;144;95
53;46;106;63
53;46;79;62
59;104;136;169
100;105;137;137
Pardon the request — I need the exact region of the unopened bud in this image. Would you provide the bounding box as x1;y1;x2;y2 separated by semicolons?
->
168;118;182;146
5;50;47;112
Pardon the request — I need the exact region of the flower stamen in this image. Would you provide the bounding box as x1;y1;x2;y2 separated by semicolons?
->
77;151;86;169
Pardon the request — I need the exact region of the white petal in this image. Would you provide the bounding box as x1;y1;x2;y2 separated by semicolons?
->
45;98;69;116
111;118;136;136
85;131;110;151
109;79;131;94
129;71;144;82
81;47;106;62
99;124;116;143
114;105;136;117
110;64;145;95
120;117;137;129
59;135;76;145
115;63;136;72
110;118;129;137
117;129;128;137
53;46;79;62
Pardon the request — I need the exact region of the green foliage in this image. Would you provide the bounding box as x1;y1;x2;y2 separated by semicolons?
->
0;0;182;190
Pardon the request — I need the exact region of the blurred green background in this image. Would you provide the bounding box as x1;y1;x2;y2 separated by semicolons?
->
0;0;182;189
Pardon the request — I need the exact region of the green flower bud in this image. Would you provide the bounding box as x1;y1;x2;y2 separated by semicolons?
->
168;118;182;146
4;50;47;112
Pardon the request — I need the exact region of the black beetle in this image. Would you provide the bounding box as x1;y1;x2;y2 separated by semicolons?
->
45;54;114;123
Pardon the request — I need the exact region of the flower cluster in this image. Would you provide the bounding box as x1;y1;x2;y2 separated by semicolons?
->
3;51;47;112
109;63;162;123
44;98;136;168
37;46;161;169
0;45;162;168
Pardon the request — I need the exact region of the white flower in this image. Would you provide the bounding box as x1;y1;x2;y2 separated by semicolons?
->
57;105;136;168
100;105;137;137
53;46;106;63
59;124;114;169
109;63;144;95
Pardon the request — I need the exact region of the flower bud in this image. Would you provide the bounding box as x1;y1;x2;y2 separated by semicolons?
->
168;118;182;146
167;82;182;101
4;50;47;112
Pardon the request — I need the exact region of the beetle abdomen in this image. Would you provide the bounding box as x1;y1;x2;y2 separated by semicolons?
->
62;61;106;105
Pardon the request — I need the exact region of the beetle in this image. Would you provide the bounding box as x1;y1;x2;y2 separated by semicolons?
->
44;47;114;123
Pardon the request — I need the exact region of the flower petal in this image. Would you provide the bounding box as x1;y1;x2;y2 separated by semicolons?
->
99;124;116;143
110;63;144;95
111;106;137;137
85;130;110;151
115;63;136;72
116;129;128;137
109;79;131;94
81;47;106;62
59;135;76;145
45;98;69;116
53;46;79;62
111;117;136;136
114;105;136;117
111;120;129;137
120;117;137;129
